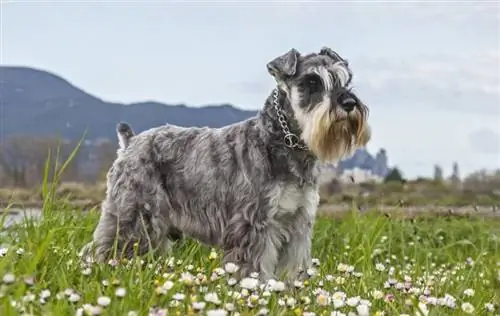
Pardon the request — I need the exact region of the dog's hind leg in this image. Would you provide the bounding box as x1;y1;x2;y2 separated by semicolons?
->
90;162;175;262
92;199;172;262
114;122;183;247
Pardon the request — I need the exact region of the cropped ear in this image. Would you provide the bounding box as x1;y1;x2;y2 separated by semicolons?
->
319;47;348;65
266;48;300;80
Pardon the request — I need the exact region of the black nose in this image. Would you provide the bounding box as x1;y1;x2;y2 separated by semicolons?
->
341;97;356;113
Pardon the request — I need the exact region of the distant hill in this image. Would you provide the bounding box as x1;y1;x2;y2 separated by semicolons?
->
0;66;389;178
0;66;257;140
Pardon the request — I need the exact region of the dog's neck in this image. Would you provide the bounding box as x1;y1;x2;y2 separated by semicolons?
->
257;89;320;185
259;88;308;149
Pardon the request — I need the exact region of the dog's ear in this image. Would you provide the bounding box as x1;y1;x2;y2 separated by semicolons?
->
267;48;300;80
319;47;348;65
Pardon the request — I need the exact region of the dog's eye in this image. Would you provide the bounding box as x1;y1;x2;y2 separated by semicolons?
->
304;76;322;92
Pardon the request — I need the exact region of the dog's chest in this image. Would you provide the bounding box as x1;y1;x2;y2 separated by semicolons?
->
274;184;319;218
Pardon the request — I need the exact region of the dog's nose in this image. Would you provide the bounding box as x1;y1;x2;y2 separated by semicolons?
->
341;97;356;113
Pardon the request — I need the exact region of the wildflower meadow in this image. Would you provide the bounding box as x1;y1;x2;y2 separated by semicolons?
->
0;150;498;316
1;205;498;315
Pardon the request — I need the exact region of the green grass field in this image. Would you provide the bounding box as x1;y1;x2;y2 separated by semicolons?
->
0;205;498;316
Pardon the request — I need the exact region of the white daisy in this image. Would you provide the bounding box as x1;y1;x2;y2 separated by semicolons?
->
461;302;474;314
97;296;111;307
240;277;259;290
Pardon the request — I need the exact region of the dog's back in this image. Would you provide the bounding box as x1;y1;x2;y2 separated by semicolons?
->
107;120;264;246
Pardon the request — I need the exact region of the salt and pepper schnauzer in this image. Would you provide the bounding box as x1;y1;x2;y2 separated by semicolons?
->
81;47;371;281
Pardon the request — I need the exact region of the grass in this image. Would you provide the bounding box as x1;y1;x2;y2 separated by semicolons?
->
0;207;498;316
0;142;498;316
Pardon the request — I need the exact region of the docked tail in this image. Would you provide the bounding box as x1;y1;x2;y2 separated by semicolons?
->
116;122;135;149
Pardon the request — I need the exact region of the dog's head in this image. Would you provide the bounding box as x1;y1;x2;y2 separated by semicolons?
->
267;47;371;162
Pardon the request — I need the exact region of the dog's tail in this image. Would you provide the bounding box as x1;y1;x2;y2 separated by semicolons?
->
116;122;135;149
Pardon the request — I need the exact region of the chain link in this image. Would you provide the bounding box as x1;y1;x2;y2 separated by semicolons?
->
272;89;308;150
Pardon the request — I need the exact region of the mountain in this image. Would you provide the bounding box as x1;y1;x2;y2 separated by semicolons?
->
0;66;257;141
0;66;389;178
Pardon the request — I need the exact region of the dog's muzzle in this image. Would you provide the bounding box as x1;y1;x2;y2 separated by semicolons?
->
336;92;357;113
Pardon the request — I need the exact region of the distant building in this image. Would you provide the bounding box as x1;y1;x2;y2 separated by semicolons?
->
338;167;384;183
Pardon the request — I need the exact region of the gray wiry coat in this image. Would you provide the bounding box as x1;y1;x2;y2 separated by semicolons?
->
89;92;320;279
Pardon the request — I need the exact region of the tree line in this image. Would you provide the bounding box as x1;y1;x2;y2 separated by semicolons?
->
0;135;117;187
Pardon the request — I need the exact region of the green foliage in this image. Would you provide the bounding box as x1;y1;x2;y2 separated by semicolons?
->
384;167;405;183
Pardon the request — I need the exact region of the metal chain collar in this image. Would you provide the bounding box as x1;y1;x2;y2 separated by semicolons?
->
272;88;308;150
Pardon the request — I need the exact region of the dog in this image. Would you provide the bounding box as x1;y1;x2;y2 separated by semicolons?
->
81;47;371;281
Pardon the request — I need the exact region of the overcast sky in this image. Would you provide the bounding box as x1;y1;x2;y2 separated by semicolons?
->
2;1;499;179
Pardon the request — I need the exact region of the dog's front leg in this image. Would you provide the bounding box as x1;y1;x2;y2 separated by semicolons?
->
276;215;314;281
222;214;279;281
284;188;320;280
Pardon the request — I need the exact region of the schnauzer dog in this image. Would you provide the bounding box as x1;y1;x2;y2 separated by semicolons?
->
81;47;371;281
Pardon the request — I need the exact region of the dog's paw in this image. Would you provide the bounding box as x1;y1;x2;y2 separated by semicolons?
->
297;267;315;281
79;242;97;264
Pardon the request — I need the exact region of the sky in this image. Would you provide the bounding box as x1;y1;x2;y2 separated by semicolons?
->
1;0;499;179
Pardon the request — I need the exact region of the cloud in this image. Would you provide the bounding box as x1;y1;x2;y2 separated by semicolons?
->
354;51;500;115
395;2;500;24
469;129;500;154
358;51;499;91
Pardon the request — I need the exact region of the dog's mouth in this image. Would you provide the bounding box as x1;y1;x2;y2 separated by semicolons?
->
334;103;366;121
332;102;369;145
